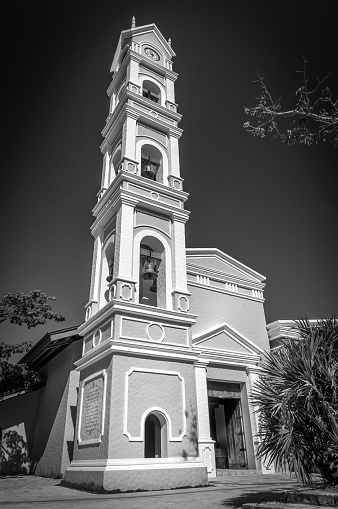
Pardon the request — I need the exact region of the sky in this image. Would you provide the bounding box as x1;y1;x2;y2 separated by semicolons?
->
1;0;337;352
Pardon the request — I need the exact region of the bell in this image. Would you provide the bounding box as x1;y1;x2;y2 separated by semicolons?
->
141;259;158;280
141;164;156;180
150;279;157;293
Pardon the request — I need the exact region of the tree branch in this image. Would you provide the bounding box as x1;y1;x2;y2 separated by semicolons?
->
243;61;338;148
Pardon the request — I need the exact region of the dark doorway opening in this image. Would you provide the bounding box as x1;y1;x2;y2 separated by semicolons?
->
144;414;161;458
209;396;248;469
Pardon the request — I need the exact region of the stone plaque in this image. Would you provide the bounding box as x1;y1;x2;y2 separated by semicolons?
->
79;373;105;443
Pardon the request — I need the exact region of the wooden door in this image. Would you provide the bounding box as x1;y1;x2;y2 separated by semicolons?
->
224;399;247;469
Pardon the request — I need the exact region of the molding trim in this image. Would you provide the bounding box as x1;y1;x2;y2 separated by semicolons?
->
186;248;265;283
76;340;198;371
187;280;265;303
123;367;186;442
67;457;204;471
120;315;189;347
77;369;107;446
193;321;265;355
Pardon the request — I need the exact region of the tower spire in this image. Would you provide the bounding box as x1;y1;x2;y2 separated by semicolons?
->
131;16;136;28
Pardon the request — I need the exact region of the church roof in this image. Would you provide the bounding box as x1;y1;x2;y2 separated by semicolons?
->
186;247;266;284
19;325;81;371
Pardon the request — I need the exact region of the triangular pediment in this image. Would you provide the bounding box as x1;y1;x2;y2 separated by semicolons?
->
186;248;265;283
192;322;265;355
111;24;174;72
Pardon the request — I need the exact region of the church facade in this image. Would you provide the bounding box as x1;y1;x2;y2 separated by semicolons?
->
0;21;275;491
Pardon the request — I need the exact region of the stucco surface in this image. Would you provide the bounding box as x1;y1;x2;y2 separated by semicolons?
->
32;341;82;476
109;355;199;459
189;285;269;349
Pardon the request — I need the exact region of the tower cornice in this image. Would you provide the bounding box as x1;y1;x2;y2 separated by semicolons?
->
90;174;190;235
101;91;182;146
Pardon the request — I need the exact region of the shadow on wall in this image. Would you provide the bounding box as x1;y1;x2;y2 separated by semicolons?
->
0;429;30;475
181;405;199;460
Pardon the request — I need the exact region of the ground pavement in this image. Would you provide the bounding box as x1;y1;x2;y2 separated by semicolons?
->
0;473;305;509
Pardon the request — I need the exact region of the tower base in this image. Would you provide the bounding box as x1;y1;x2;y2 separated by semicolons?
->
64;458;208;492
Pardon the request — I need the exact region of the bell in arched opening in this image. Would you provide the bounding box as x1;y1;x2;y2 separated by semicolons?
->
139;241;163;307
141;156;159;181
149;278;157;293
141;258;158;281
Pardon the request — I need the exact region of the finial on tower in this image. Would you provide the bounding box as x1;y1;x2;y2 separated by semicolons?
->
131;16;136;29
168;38;171;46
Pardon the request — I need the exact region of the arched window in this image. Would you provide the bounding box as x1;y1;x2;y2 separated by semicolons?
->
139;237;166;308
140;144;163;183
144;412;168;458
142;79;161;104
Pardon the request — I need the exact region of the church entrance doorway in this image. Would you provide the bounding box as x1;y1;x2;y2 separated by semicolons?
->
208;381;248;470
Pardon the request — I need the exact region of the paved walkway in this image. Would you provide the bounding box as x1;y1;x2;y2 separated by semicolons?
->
0;474;304;509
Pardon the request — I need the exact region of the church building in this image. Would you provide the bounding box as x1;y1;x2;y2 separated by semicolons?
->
0;21;274;491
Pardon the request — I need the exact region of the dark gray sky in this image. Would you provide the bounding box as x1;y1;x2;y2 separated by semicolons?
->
1;0;337;350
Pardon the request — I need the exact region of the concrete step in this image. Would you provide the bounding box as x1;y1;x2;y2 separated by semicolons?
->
283;490;338;506
242;504;337;509
216;469;261;476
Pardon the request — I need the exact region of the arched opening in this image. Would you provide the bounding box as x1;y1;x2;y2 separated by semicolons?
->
139;236;165;308
142;79;161;104
105;241;115;284
140;144;163;183
144;412;168;458
109;145;121;182
99;236;115;307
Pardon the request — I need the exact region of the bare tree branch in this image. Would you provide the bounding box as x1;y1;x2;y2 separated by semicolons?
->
243;59;338;148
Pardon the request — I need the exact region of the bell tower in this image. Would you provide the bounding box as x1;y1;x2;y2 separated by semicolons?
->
84;20;190;319
65;20;207;491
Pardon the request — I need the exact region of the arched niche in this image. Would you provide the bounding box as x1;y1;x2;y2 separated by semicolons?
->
139;235;166;308
138;142;167;184
98;234;115;309
144;411;168;458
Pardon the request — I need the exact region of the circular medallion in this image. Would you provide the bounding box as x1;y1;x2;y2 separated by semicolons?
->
144;47;160;61
147;323;165;342
150;191;159;201
93;329;102;347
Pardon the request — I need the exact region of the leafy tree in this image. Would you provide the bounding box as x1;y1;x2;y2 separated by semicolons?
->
252;317;338;486
244;59;338;148
0;290;65;395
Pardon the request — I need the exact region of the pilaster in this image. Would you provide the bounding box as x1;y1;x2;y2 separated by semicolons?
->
194;361;216;477
122;112;137;161
171;212;190;312
85;228;103;320
246;366;275;474
168;133;180;177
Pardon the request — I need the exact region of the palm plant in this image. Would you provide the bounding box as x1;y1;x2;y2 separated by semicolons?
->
252;317;338;485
